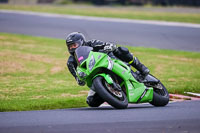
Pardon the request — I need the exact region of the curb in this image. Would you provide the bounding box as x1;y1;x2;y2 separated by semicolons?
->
169;94;200;102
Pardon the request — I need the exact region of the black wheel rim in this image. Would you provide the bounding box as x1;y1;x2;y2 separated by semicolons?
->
103;80;125;101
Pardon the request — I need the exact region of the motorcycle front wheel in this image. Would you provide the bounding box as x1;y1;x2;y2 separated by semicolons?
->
93;76;128;109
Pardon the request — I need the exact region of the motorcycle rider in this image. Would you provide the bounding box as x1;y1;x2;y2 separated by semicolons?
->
66;32;150;107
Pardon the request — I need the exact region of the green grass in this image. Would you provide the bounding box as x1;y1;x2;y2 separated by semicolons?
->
0;33;200;111
0;33;89;111
0;4;200;24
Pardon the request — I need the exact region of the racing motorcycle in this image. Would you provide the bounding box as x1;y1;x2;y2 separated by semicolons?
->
75;46;169;109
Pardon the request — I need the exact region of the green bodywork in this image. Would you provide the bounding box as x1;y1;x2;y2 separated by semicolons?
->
76;51;153;103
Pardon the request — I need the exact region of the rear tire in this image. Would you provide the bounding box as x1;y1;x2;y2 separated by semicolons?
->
93;76;128;109
150;82;169;106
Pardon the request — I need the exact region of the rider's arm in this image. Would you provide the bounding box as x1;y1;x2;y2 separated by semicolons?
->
86;39;117;52
67;56;78;79
67;56;85;86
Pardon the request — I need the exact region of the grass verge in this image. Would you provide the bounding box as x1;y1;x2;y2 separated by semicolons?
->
0;4;200;24
0;33;200;111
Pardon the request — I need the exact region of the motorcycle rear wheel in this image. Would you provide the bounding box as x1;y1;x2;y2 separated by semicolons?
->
149;82;169;106
93;76;128;109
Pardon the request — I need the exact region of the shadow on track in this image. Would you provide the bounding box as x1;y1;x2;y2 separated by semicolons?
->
66;103;160;111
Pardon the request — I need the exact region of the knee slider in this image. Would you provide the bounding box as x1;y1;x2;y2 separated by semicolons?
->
86;95;104;107
118;47;129;54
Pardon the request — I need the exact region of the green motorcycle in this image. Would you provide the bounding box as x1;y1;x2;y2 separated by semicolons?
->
75;46;169;109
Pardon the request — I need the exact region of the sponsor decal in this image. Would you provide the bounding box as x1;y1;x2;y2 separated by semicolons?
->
137;88;148;103
78;56;84;62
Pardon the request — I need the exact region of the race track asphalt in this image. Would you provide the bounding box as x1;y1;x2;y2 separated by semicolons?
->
0;11;200;52
0;101;200;133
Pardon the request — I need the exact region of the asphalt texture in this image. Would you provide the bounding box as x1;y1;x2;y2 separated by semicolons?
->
0;11;200;52
0;101;200;133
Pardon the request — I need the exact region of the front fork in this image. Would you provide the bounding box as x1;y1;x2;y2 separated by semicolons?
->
92;73;121;91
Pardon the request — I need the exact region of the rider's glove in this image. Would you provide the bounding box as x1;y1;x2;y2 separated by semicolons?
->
104;43;117;52
76;77;86;86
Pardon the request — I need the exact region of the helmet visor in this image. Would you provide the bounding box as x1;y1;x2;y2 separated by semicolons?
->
66;38;84;55
68;43;79;50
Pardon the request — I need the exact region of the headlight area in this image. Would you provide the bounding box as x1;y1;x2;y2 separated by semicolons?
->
78;70;87;79
89;55;95;71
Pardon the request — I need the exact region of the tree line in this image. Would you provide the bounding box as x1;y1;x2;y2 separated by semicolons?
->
73;0;200;6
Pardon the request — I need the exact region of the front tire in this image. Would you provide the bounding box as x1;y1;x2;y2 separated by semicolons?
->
93;76;128;109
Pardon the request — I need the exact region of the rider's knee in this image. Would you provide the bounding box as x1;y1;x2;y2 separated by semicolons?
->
86;95;104;107
118;47;129;54
114;47;133;62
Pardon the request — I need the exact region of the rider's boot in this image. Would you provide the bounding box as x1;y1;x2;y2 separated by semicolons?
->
129;57;150;77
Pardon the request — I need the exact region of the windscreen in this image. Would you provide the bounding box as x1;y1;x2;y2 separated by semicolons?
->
75;46;93;65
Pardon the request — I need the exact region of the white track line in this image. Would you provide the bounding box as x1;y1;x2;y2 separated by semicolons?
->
185;92;200;97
